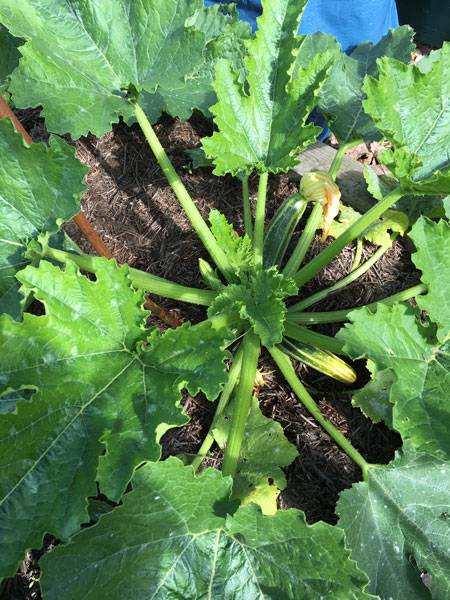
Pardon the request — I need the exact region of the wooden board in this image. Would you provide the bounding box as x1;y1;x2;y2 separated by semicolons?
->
290;142;375;213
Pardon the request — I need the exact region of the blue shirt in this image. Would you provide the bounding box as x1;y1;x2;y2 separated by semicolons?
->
204;1;399;139
205;0;399;52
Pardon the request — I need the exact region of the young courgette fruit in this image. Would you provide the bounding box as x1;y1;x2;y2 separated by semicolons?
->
264;193;307;268
281;338;357;384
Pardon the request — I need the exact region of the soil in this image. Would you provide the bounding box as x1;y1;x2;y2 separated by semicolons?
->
1;110;420;600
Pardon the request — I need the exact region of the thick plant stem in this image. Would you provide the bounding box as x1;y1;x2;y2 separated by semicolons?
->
284;322;344;354
242;175;253;237
134;103;234;281
270;346;370;479
43;246;216;306
288;283;428;324
283;202;323;277
328;139;363;181
294;188;404;288
253;172;269;266
351;238;363;271
290;243;390;313
222;333;260;477
192;346;244;472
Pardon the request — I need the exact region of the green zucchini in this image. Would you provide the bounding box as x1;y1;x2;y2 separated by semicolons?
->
264;193;306;268
281;338;356;384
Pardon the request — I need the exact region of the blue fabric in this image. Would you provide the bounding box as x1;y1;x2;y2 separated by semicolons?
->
205;0;399;52
301;0;399;52
204;1;399;140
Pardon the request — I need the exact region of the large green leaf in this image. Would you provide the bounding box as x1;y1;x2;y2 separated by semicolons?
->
213;395;298;514
293;31;341;71
317;26;414;143
139;3;252;123
0;118;86;318
338;446;450;600
209;267;297;347
201;0;336;176
0;0;246;138
339;303;450;458
41;457;372;600
0;24;20;94
339;218;450;456
363;43;450;194
0;259;230;578
411;218;450;340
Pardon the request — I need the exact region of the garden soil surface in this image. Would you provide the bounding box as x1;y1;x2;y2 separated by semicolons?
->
2;110;421;600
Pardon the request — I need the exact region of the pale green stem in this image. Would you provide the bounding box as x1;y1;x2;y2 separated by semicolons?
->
290;243;390;313
270;346;370;480
134;103;234;281
283;202;323;277
43;246;216;306
288;283;427;324
192;346;244;472
328;139;363;181
294;188;404;288
242;175;253;237
253;172;269;267
284;322;344;354
222;333;260;477
351;238;364;271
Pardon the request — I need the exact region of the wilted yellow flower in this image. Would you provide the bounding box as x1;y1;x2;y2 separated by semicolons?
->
300;171;341;241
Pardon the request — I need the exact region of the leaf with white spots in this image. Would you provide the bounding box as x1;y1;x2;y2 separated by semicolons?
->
338;445;450;600
0;259;231;579
41;458;373;600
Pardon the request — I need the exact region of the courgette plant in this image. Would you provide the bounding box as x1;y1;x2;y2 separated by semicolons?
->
0;1;449;598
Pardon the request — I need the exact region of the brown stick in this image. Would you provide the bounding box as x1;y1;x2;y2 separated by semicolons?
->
0;96;33;144
72;212;114;259
1;95;182;327
144;297;182;328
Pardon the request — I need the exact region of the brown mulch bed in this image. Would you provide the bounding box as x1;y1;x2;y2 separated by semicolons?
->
2;110;420;600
